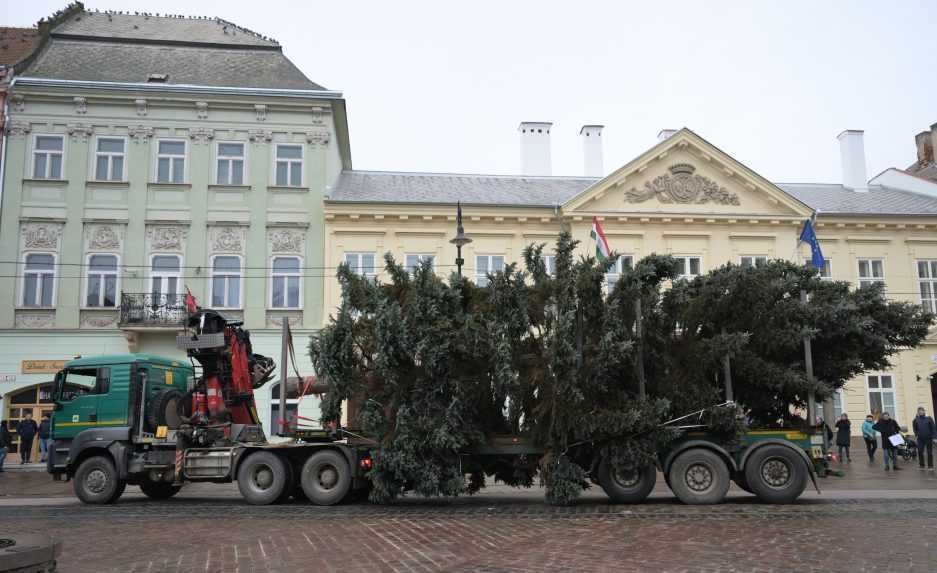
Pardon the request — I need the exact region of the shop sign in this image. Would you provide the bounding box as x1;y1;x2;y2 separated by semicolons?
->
21;360;67;374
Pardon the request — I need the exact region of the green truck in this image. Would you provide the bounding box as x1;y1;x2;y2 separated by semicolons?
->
48;352;825;506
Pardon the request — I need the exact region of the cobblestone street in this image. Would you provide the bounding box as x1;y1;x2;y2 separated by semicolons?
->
2;459;936;572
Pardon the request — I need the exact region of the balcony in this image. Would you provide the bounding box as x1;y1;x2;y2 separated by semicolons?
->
118;293;186;329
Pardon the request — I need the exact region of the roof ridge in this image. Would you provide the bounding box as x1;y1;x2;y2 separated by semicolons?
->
344;169;600;180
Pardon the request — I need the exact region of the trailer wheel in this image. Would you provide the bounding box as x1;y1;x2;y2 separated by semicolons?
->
743;445;807;504
597;459;656;504
140;480;182;500
74;455;125;504
301;450;351;506
237;451;288;505
668;449;730;505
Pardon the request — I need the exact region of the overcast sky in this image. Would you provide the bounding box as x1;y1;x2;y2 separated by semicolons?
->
8;1;936;183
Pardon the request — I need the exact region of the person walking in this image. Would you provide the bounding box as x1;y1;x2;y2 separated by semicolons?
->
0;421;12;472
873;411;902;471
38;414;52;464
862;414;878;462
912;406;936;470
835;413;852;462
15;412;38;464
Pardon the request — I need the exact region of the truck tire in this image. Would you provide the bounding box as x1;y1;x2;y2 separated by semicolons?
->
146;389;185;430
237;451;289;505
743;445;808;504
597;459;656;503
73;455;125;504
140;480;182;500
668;449;730;505
301;450;351;506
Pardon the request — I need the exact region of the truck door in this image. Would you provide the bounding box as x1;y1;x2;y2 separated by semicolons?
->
53;367;110;440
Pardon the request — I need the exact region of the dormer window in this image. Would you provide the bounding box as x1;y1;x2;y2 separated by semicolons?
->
147;73;168;83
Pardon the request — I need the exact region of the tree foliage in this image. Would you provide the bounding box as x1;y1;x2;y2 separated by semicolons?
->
310;231;933;504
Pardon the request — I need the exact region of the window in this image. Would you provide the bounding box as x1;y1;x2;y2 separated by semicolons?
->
211;256;242;308
271;256;301;309
32;135;64;179
867;374;897;422
216;142;245;185
275;144;303;186
857;258;885;289
156;140;186;183
94;137;126;181
739;255;767;268
86;254;119;308
606;255;634;290
59;367;110;402
405;254;435;275
918;260;937;313
674;256;701;279
344;252;376;277
832;388;844;420
22;253;55;307
475;255;505;287
151;255;181;300
819;259;832;281
542;255;556;276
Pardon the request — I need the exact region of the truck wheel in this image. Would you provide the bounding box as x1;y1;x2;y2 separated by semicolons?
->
743;445;807;504
668;449;730;505
237;452;288;505
74;455;125;504
140;480;182;500
146;389;185;430
597;459;656;503
301;450;351;506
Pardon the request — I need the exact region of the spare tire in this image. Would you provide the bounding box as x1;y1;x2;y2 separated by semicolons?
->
146;389;185;430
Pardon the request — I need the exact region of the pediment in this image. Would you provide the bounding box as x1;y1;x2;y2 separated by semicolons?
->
565;128;813;219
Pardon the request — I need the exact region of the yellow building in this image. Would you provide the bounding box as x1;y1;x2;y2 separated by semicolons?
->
323;127;937;433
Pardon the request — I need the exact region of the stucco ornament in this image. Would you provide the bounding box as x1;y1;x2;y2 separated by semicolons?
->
81;312;118;329
196;101;209;119
305;129;330;147
87;225;121;250
67;123;94;143
269;229;304;253
212;227;244;253
249;129;273;143
74;96;87;115
254;104;267;121
147;226;186;251
22;223;62;250
11;93;25;112
135;99;148;116
625;163;740;205
5;120;31;137
188;127;214;145
129;125;154;144
15;312;56;329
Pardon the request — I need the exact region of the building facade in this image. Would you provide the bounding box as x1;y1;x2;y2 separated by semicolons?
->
323;127;937;433
0;10;352;457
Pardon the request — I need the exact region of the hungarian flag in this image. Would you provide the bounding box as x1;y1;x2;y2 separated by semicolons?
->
591;216;611;262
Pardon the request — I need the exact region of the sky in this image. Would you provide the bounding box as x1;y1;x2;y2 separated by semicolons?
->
5;0;936;183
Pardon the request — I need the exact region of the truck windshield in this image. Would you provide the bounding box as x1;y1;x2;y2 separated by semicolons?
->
58;368;100;402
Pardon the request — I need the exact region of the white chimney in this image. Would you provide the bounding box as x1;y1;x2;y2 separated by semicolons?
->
837;129;869;192
658;129;678;142
580;125;604;177
519;121;552;176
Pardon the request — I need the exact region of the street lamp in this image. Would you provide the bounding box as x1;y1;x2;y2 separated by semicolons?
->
449;201;472;278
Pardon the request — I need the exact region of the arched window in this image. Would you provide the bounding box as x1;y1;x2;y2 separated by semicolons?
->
22;253;56;307
85;254;119;308
211;255;242;309
270;256;301;309
151;254;181;300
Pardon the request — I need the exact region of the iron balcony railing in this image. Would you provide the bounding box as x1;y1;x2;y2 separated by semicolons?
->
119;293;187;328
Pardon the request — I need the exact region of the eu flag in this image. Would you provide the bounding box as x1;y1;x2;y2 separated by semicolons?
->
799;219;825;269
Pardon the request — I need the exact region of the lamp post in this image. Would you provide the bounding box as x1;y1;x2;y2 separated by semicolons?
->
450;202;472;278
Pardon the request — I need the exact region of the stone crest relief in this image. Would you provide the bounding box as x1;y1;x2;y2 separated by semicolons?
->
269;229;304;253
211;226;245;253
625;164;740;206
147;226;187;251
86;224;122;251
22;223;63;250
129;125;154;144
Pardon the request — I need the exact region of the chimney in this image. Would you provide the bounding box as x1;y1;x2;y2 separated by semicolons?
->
658;129;678;142
916;130;934;166
519;122;552;176
837;130;868;192
931;122;937;165
580;125;604;177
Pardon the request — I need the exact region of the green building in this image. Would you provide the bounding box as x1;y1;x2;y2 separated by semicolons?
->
0;9;351;457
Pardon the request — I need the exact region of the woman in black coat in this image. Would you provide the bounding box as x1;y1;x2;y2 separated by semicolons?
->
835;413;852;462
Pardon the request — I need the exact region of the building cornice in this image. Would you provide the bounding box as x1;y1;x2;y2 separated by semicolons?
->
12;77;344;101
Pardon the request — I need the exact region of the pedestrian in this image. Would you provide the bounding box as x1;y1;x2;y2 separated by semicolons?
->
873;411;902;471
38;414;52;463
816;415;833;444
835;413;852;462
862;414;877;462
912;406;936;470
15;412;38;464
0;420;12;472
